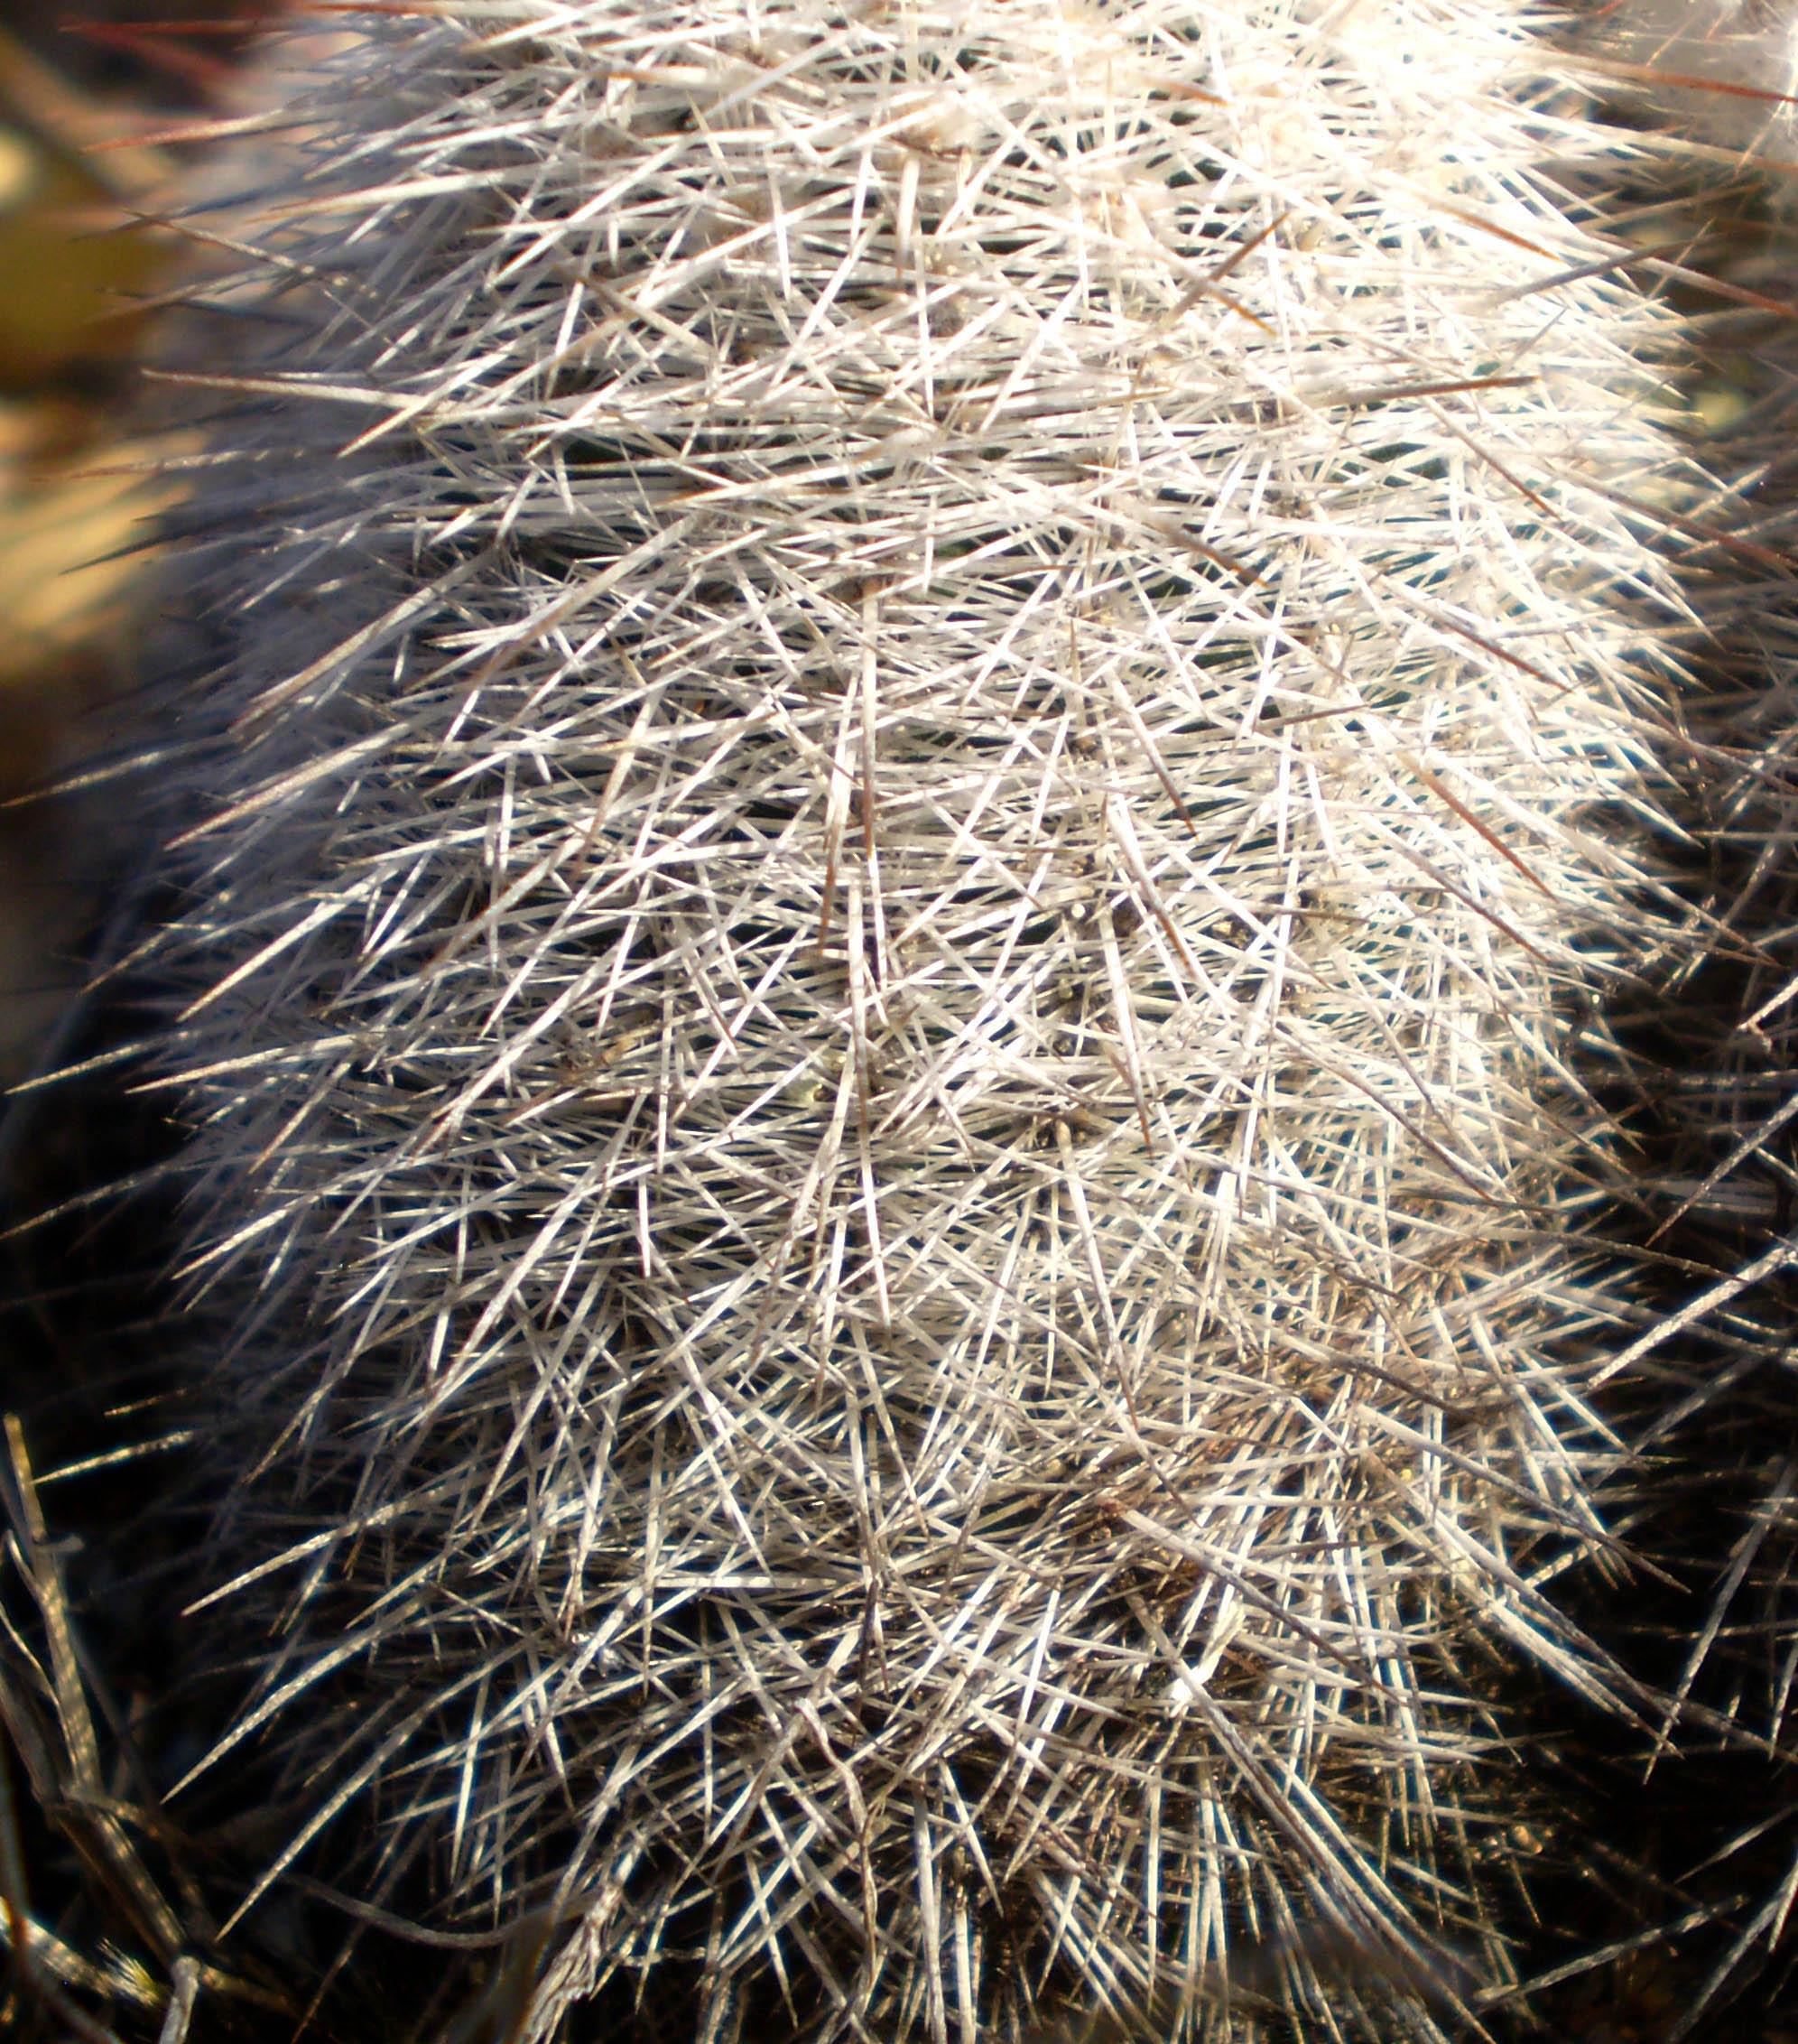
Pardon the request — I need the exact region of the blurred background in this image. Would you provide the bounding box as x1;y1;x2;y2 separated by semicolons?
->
0;23;354;2039
0;0;272;1091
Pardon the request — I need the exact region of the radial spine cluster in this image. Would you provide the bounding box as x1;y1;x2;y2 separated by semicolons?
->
152;3;1705;2037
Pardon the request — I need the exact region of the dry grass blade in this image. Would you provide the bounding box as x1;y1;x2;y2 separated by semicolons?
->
0;1416;295;2042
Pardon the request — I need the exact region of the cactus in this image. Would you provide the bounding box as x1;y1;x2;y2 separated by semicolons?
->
140;2;1724;2037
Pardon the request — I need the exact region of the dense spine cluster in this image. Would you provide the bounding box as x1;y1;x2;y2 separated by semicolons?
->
147;4;1716;2037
